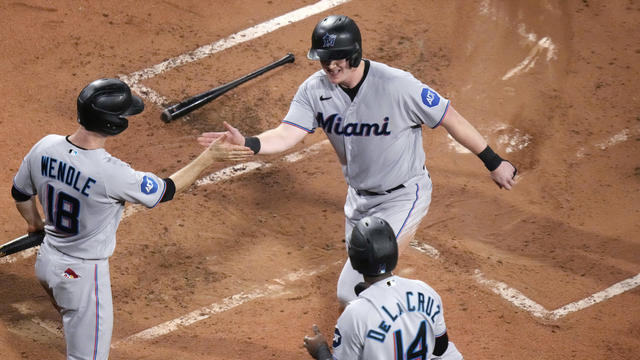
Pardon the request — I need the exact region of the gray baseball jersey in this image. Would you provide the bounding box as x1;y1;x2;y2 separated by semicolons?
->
332;275;461;360
13;134;166;259
283;60;449;192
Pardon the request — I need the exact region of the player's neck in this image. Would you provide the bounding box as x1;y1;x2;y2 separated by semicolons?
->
340;62;365;89
364;272;394;285
68;127;107;150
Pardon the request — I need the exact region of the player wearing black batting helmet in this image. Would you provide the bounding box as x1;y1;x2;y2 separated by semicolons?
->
304;217;464;360
200;12;517;309
11;78;252;360
77;78;144;136
348;216;398;277
307;14;362;67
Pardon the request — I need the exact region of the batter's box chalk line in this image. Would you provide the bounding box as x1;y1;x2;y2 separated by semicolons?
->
473;270;640;320
112;264;336;347
408;240;639;320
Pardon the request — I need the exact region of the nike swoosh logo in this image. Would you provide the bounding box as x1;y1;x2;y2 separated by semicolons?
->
320;95;332;101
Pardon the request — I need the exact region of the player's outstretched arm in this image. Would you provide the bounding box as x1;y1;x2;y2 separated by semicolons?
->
198;121;308;155
441;106;517;189
170;134;253;193
303;325;333;360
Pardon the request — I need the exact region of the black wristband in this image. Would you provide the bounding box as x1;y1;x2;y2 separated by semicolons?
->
244;136;261;154
477;145;504;171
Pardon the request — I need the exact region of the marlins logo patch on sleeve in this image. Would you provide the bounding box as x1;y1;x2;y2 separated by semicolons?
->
333;327;342;348
421;88;440;108
141;175;158;195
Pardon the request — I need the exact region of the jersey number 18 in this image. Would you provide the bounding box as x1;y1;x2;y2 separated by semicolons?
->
46;184;80;235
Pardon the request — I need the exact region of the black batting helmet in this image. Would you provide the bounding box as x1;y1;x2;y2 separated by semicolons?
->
307;15;362;68
77;78;144;136
348;216;398;276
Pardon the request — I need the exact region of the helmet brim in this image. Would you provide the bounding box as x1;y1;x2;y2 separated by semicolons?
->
307;47;358;62
122;94;144;116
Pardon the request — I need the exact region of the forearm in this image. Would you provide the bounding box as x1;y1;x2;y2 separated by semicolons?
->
254;123;307;154
441;106;487;154
168;151;212;193
15;198;44;232
442;106;517;188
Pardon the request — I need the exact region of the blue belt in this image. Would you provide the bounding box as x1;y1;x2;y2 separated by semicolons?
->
355;184;405;196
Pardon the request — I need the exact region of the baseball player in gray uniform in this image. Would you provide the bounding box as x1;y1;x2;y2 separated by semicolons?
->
303;216;463;359
11;78;252;360
198;15;517;305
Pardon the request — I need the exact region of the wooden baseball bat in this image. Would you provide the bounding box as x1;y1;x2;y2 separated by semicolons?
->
161;53;295;122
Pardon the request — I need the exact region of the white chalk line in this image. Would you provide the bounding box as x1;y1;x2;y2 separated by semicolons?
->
502;36;555;81
2;139;332;339
0;246;38;264
473;269;640;320
3;2;346;340
128;82;172;109
410;237;639;320
120;0;351;87
112;264;334;347
122;0;637;329
11;302;63;338
4;0;637;341
549;273;640;319
576;126;639;158
410;240;440;259
477;1;557;81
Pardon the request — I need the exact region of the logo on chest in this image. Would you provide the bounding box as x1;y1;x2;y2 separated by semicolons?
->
316;113;391;136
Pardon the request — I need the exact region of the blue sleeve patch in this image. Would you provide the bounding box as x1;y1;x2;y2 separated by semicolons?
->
421;88;440;108
333;327;342;348
141;175;158;195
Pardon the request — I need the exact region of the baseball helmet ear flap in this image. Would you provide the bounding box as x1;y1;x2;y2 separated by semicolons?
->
307;15;362;68
348;216;398;276
77;78;144;136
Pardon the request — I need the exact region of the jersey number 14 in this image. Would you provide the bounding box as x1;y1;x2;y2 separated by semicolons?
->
393;321;428;360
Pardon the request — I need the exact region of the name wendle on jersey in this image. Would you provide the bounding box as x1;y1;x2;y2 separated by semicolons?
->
41;155;97;197
316;112;391;136
366;290;442;343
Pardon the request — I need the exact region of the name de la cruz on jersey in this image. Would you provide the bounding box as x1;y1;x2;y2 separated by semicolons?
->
316;112;392;136
41;155;96;197
367;290;442;342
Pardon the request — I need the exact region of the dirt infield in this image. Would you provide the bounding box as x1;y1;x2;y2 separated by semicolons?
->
1;0;639;359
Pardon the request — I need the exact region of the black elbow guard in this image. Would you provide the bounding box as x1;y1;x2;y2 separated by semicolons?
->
433;332;449;356
11;185;31;202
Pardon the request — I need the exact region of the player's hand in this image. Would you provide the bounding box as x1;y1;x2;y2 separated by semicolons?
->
303;324;330;359
197;121;245;147
490;160;517;190
203;133;253;162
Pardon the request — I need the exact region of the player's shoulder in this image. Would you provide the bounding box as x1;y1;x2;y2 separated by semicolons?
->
35;134;65;146
398;276;442;297
368;60;417;82
299;69;333;91
27;134;65;153
103;154;132;168
342;297;374;318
